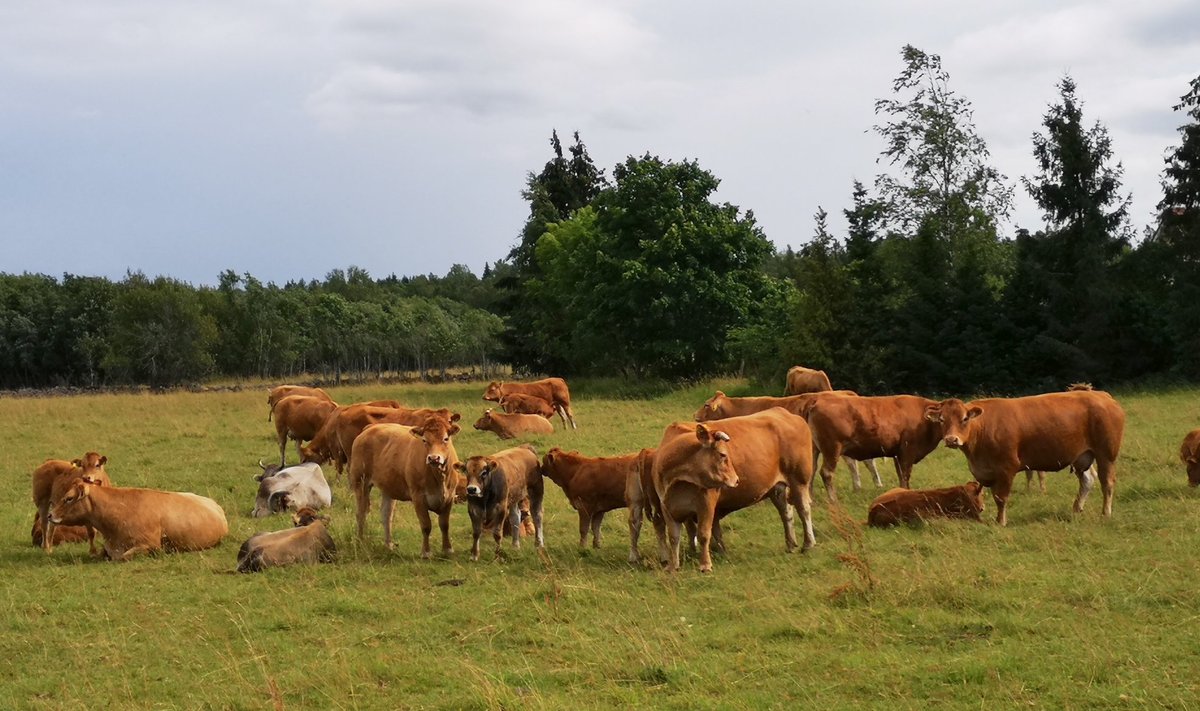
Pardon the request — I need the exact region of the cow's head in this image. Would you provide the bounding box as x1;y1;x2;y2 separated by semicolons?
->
299;443;328;464
473;409;495;432
293;507;329;527
962;480;986;513
412;415;460;474
1181;445;1200;487
694;391;730;422
71;452;110;485
924;399;983;449
667;424;738;490
48;480;94;526
457;456;502;500
483;381;504;402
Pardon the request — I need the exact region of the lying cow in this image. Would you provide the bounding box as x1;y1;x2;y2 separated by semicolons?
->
784;365;833;395
499;393;556;419
267;385;332;421
273;395;339;466
924;389;1125;525
1181;428;1200;487
484;378;577;429
32;452;112;555
252;461;332;517
542;447;637;549
237;508;336;573
652;408;815;573
349;415;461;558
473;408;553;439
458;445;545;561
866;482;986;527
49;482;228;561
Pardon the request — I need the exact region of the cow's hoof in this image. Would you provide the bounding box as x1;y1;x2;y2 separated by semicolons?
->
420;551;431;560
699;565;713;574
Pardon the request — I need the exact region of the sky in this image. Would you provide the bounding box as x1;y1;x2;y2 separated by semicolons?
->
1;0;1196;286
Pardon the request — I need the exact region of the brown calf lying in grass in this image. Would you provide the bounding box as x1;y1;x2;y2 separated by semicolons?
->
473;408;553;439
237;508;336;573
866;481;986;527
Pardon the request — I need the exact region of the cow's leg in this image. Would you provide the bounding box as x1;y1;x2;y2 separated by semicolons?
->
38;504;53;553
1072;460;1096;514
666;516;683;573
842;456;863;491
509;502;522;548
1093;462;1115;517
577;510;590;548
711;517;725;554
438;503;454;556
354;481;372;540
561;403;578;430
554;404;569;429
1025;470;1034;492
696;503;717;573
866;458;883;487
992;477;1013;526
414;501;434;559
278;432;288;467
627;502;644;563
789;481;816;551
295;438;305;464
380;494;397;550
1039;471;1047;493
590;511;605;548
768;482;797;552
894;457;913;489
532;492;545;549
818;446;840;503
686;520;699;554
651;505;669;566
470;509;483;561
86;525;99;557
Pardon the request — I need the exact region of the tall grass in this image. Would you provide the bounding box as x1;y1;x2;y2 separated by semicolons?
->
1;380;1198;709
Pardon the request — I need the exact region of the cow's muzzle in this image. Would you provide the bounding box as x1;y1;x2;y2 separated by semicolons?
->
466;485;482;498
943;436;963;449
427;455;447;469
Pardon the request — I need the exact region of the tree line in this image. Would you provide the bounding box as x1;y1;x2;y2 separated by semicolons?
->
4;46;1198;393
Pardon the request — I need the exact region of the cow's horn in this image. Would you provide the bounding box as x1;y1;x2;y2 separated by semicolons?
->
258;459;267;470
714;431;730;442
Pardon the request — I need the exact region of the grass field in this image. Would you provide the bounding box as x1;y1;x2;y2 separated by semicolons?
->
2;380;1199;710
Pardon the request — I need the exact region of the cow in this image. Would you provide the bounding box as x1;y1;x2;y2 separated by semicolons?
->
236;508;336;573
1181;428;1200;487
866;482;986;527
784;366;833;396
349;414;461;558
32;452;112;555
48;482;228;561
473;408;554;440
251;461;332;517
499;393;556;420
1027;383;1099;493
483;378;577;429
923;390;1126;526
272;395;339;466
806;395;944;502
456;445;545;561
301;404;460;480
267;385;332;421
652;408;815;573
694;390;883;491
542;448;638;549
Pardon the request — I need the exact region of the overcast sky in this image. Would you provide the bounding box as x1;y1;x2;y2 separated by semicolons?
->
1;0;1196;285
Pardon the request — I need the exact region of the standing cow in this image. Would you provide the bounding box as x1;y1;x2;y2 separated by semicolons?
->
542;448;638;549
272;395;339;466
457;445;545;561
484;378;577;429
923;390;1125;525
267;385;332;421
784;366;833;396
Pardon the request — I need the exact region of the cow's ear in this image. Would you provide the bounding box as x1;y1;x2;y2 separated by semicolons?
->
696;424;713;443
715;390;724;397
452;462;466;473
98;455;108;466
924;405;942;423
71;459;83;468
966;406;984;420
449;412;462;423
448;423;461;436
411;426;425;438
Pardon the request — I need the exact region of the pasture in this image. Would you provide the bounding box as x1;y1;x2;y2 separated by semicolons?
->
2;381;1198;710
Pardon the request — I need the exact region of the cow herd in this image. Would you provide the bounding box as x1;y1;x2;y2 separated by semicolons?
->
29;365;1199;574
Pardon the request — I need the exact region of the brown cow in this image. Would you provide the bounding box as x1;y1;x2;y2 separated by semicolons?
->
457;445;545;561
806;395;943;502
48;483;228;560
349;415;461;558
32;452;112;555
499;393;556;419
267;385;332;421
784;366;833;396
866;482;986;527
236;508;336;573
1027;383;1098;492
652;408;815;573
484;378;577;429
273;395;339;466
1181;428;1200;487
542;448;638;549
473;408;554;439
924;390;1126;526
694;390;883;490
302;404;460;479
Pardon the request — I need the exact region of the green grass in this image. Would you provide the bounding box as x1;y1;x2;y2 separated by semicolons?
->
2;381;1199;709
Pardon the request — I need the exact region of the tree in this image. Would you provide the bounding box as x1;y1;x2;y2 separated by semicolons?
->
103;274;217;386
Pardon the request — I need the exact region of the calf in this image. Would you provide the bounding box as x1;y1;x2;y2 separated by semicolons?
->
866;482;986;527
1181;428;1200;487
237;508;336;573
924;390;1125;525
268;385;332;421
483;378;577;429
499;393;556;419
251;461;332;517
32;452;112;555
457;445;545;561
273;395;339;466
542;448;637;549
473;408;554;439
49;483;228;560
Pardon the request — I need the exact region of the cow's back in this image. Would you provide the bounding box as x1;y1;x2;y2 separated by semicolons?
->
161;492;229;550
808;394;938;457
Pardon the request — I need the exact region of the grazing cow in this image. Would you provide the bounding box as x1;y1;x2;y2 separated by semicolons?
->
499;393;556;419
349;415;461;558
32;452;112;555
267;385;332;421
473;408;554;439
784;366;833;396
806;395;943;502
924;390;1126;525
237;508;336;573
49;483;228;561
457;445;545;561
542;448;638;549
483;378;577;429
1181;428;1200;487
694;390;882;490
652;408;815;573
273;395;339;466
866;482;986;527
251;461;332;517
301;405;460;479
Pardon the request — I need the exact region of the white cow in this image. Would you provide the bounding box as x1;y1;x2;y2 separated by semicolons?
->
252;461;332;517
